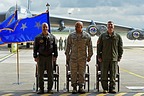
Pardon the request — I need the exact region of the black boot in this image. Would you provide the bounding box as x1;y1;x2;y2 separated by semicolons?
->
37;89;44;94
72;87;77;94
78;87;86;94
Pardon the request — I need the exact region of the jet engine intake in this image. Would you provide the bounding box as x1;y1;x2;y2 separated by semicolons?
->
58;20;65;31
86;24;107;36
127;29;144;40
97;25;107;36
86;25;98;36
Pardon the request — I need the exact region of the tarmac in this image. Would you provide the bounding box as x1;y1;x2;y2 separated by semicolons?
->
1;34;144;95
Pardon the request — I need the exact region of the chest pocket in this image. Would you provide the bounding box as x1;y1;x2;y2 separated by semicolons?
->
38;38;45;50
49;37;54;48
102;35;119;46
71;37;87;47
71;37;77;45
79;38;87;46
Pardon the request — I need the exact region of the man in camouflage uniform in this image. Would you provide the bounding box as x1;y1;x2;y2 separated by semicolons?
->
33;23;58;94
97;21;123;93
65;21;93;94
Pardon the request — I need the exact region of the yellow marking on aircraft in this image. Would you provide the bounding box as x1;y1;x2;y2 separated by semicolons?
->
120;68;144;79
115;93;127;96
133;93;144;96
21;93;34;96
1;93;14;96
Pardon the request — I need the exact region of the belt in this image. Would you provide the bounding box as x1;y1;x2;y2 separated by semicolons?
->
39;54;52;57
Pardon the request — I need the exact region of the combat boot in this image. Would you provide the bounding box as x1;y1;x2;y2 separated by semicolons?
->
37;89;44;94
78;87;86;94
72;87;77;94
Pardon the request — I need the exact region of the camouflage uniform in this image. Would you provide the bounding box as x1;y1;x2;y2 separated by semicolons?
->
97;32;123;91
33;33;58;91
65;31;93;88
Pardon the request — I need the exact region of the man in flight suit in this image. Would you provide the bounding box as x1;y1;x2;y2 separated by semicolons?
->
65;21;93;94
97;21;123;93
33;23;58;94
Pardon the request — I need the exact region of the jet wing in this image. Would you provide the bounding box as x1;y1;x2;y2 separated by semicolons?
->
0;9;133;33
49;15;133;33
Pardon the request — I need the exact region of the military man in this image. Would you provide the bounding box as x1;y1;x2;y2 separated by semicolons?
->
65;21;93;94
64;37;67;50
97;21;123;93
58;37;63;51
33;22;58;94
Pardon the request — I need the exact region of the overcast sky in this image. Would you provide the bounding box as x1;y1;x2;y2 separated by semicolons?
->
0;0;144;29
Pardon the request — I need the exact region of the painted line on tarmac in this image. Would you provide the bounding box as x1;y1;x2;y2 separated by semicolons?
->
133;93;144;96
120;68;144;79
21;93;35;96
41;94;51;96
0;53;15;62
1;92;144;96
1;93;14;96
115;93;127;96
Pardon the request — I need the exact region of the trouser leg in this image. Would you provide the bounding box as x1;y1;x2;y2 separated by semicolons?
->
46;56;53;90
109;61;117;90
70;61;78;87
77;61;86;88
38;56;45;90
101;61;109;90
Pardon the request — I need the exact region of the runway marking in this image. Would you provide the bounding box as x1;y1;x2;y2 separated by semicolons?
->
79;93;91;96
21;93;34;96
96;93;107;96
0;53;15;62
133;93;144;96
120;68;144;79
59;93;71;96
126;86;144;90
2;92;144;96
1;93;14;96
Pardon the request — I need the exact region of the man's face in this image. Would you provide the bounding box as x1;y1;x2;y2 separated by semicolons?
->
107;22;114;34
75;23;83;33
42;24;49;34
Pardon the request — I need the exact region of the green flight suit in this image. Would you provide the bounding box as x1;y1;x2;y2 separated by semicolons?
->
97;32;123;90
33;33;58;91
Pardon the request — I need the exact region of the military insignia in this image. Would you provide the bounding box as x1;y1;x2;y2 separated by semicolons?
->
39;39;44;43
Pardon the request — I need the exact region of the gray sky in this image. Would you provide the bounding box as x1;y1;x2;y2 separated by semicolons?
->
0;0;144;29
